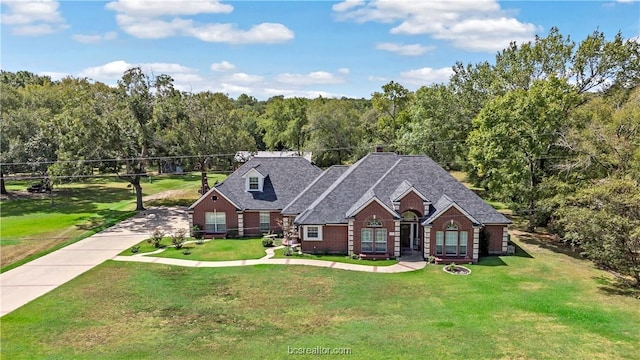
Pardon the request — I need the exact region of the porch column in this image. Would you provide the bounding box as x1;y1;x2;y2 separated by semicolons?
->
473;226;481;262
502;226;509;254
394;220;400;258
283;216;289;228
348;219;354;255
237;212;244;237
423;226;431;259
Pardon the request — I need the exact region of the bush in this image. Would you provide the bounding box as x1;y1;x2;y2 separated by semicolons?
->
171;229;187;249
191;224;203;239
148;229;164;248
428;255;436;264
130;246;140;254
447;262;457;272
351;253;360;260
226;229;238;238
196;237;204;245
262;238;274;247
182;248;191;255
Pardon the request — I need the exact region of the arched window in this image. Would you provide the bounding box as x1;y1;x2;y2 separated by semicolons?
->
362;218;386;253
366;218;383;227
402;211;419;221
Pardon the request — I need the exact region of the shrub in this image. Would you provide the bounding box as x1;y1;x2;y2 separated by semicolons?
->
285;246;293;256
428;255;436;264
196;237;204;245
131;246;140;254
191;224;203;239
447;262;457;272
226;229;238;238
351;253;360;260
182;248;191;255
148;229;164;248
262;238;274;247
171;229;187;249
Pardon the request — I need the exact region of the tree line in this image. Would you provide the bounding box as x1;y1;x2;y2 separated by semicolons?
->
1;28;639;285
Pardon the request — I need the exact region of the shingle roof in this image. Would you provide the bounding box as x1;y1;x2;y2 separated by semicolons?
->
294;152;510;225
193;157;322;211
281;165;348;215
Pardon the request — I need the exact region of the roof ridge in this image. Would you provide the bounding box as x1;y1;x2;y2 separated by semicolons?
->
282;166;340;214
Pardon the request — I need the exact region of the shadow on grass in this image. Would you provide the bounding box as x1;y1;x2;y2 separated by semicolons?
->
146;198;195;207
512;230;583;261
477;256;507;266
511;241;534;259
0;185;135;217
594;275;640;300
76;209;137;231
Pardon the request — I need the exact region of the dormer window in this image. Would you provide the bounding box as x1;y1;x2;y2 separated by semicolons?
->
249;177;259;191
243;167;264;192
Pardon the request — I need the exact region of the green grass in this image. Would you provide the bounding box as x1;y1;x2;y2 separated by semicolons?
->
273;248;399;266
120;237;268;261
2;236;639;359
0;173;218;271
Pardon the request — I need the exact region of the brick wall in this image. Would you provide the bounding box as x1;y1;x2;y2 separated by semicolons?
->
353;201;396;255
191;190;238;238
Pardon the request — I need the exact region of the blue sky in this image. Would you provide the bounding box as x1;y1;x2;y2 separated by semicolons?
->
1;0;639;99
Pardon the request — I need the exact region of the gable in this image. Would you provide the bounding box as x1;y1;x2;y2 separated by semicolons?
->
188;187;240;212
346;196;399;219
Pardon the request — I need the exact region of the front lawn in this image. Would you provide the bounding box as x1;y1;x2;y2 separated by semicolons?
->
120;238;267;261
0;173;225;271
2;236;639;359
273;248;399;266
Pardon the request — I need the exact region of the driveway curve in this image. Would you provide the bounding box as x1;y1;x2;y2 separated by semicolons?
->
0;206;189;317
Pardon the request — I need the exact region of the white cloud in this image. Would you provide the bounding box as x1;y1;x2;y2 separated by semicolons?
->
106;0;293;44
375;42;434;56
40;71;70;81
211;61;236;71
185;22;294;44
224;72;264;84
400;67;453;85
337;68;350;75
368;75;387;82
1;0;68;35
332;0;365;12
334;0;541;52
275;71;345;86
104;0;233;17
78;60;200;84
72;31;118;44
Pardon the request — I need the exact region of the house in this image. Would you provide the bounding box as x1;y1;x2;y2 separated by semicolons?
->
234;151;313;163
189;157;322;237
189;151;511;263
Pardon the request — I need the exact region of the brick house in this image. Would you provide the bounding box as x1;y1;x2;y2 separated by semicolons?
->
189;152;511;263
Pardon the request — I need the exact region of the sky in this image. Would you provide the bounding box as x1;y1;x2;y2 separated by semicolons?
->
1;0;639;99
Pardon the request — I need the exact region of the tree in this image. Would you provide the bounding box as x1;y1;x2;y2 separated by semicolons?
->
305;98;364;166
259;97;309;153
371;81;412;145
556;178;640;287
467;77;579;230
398;84;467;169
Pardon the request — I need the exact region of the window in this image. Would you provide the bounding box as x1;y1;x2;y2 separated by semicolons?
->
361;229;373;252
436;223;468;257
367;218;383;227
361;228;386;253
248;177;259;190
436;231;444;255
445;231;458;255
205;211;226;232
305;226;322;241
374;229;387;253
459;231;468;256
259;212;270;233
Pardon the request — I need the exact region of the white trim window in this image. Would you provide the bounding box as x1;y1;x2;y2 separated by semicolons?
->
304;225;322;241
435;231;444;255
436;223;469;257
361;229;373;252
205;211;226;232
361;228;387;253
248;177;259;191
259;211;270;233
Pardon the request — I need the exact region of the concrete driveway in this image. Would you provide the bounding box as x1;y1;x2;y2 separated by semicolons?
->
0;207;189;317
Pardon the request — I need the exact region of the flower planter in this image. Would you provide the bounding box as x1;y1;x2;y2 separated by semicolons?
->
443;265;471;275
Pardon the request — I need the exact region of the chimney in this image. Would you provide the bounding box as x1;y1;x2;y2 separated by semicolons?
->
375;145;384;153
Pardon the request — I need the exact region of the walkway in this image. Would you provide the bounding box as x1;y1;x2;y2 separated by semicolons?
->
113;245;428;274
0;207;189;317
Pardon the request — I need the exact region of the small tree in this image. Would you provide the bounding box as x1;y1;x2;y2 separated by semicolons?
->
148;228;164;248
171;229;187;249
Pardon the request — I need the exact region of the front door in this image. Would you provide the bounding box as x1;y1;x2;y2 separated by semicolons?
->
400;224;411;249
